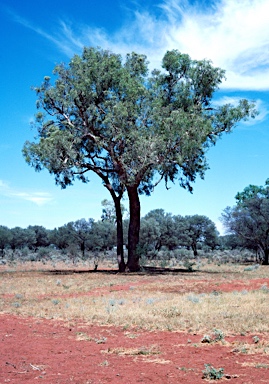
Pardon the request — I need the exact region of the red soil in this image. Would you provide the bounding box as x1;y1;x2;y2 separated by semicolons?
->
1;276;269;383
1;313;269;383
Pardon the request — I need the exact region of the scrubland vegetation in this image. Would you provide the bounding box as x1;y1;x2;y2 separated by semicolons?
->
1;249;269;335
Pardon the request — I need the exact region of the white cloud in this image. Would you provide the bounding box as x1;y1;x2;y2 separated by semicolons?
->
0;179;53;206
157;0;269;89
10;0;269;90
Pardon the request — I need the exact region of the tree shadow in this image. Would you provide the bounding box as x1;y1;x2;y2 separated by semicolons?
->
44;265;230;276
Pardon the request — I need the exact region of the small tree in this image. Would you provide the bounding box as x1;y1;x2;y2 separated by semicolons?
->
222;180;269;264
66;219;94;258
28;225;50;250
179;215;219;256
23;47;256;271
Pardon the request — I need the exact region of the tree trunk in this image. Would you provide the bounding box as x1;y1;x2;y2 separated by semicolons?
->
191;242;198;257
127;185;141;272
262;248;269;265
114;196;126;272
81;241;85;258
103;177;126;272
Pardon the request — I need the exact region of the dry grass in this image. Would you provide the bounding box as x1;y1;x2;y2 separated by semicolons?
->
1;261;269;336
103;344;160;356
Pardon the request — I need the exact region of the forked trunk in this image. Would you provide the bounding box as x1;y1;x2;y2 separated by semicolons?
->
127;185;141;272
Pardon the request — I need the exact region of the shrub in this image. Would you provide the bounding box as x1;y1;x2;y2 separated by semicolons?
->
37;247;49;260
202;364;224;380
183;260;196;272
244;264;260;271
213;329;225;342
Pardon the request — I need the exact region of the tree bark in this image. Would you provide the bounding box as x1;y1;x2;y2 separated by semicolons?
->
114;196;126;272
127;185;141;272
102;176;126;272
192;242;198;257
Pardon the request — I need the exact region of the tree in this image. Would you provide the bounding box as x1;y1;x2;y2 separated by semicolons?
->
142;209;179;252
9;227;36;251
89;220;116;251
219;234;243;250
23;47;256;271
221;180;269;264
101;199;117;223
28;225;50;250
0;226;12;255
101;199;127;223
139;216;161;256
66;219;94;257
50;226;71;250
181;215;219;256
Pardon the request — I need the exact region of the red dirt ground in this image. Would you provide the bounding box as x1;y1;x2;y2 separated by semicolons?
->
1;276;269;383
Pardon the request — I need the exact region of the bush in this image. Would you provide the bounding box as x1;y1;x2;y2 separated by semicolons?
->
37;247;50;260
202;364;224;380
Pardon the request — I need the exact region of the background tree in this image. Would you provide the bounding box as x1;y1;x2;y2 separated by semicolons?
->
66;219;94;258
221;180;269;264
101;199;117;223
50;225;71;250
142;209;179;252
101;199;127;223
9;227;36;252
179;215;219;256
23;47;256;271
28;225;50;251
89;220;116;251
0;226;12;255
139;216;161;256
219;234;243;250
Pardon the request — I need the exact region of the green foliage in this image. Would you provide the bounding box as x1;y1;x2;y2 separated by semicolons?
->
139;210;219;257
183;215;219;256
213;328;225;341
101;199;127;223
10;227;36;251
222;179;269;264
0;226;12;253
183;260;196;272
202;364;224;380
244;264;260;271
37;247;50;259
28;225;50;249
90;220;116;251
23;46;257;271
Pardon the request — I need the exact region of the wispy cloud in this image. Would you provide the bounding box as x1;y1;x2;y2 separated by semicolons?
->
0;180;53;206
9;0;269;90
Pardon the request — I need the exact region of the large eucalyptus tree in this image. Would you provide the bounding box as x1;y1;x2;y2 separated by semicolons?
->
23;47;256;271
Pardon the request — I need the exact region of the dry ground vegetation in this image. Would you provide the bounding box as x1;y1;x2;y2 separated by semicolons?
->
1;253;269;382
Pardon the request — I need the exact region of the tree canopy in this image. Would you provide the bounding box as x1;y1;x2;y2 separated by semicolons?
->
139;211;219;257
23;46;257;271
221;180;269;264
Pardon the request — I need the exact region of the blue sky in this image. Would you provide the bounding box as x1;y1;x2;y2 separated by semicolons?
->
1;0;269;233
